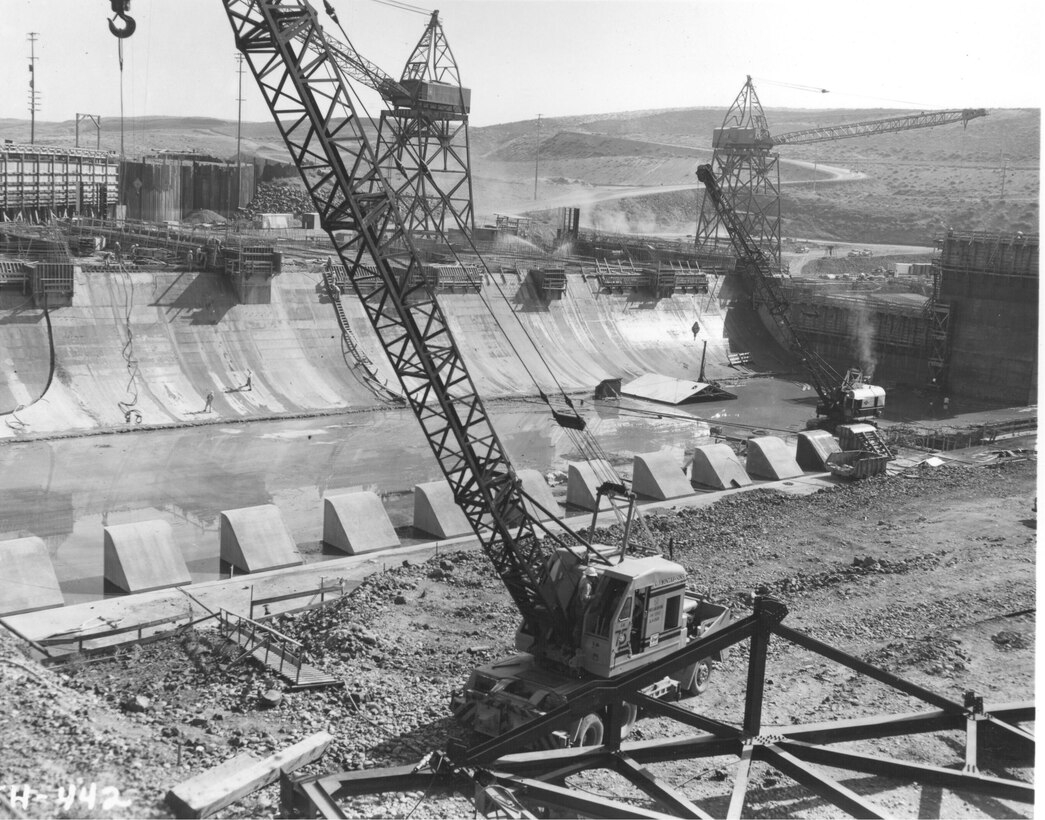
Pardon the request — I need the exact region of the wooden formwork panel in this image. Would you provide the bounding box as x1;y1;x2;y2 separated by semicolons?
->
0;148;118;211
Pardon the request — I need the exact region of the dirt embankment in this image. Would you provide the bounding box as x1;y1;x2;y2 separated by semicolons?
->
0;458;1034;818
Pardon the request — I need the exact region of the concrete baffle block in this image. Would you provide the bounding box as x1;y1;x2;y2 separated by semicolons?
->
566;459;615;511
632;452;694;500
323;492;400;555
413;481;471;539
0;537;64;616
690;444;752;490
796;430;842;471
104;520;191;593
516;469;562;521
745;436;804;481
220;504;303;573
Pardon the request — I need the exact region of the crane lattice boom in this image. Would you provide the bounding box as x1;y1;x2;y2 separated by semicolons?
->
773;108;988;146
221;0;581;657
696;164;841;403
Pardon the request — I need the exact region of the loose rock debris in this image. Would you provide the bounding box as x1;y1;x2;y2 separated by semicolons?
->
0;460;1034;818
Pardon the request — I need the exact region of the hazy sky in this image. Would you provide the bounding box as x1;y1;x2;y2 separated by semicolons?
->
1;0;1041;128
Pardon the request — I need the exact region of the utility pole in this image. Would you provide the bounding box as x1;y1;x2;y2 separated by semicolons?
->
27;33;40;144
533;114;541;201
235;53;245;211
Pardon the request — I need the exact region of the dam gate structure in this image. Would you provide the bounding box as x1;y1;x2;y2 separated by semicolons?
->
933;229;1038;404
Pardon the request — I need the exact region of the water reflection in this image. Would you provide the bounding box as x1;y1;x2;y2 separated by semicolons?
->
0;379;1016;605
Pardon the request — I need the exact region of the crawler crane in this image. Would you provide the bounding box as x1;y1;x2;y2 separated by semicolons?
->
697;164;885;428
154;0;726;747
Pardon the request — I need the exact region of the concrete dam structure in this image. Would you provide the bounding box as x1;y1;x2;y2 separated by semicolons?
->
0;265;787;438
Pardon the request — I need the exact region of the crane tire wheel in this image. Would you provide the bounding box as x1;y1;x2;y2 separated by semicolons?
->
620;702;639;739
683;660;712;697
572;713;604;747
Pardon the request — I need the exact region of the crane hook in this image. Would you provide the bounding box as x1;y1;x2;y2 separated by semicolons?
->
108;0;136;38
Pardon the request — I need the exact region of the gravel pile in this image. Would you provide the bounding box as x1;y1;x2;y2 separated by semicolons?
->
238;181;314;218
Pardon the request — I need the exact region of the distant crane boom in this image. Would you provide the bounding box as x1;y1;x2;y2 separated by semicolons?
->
773;108;988;146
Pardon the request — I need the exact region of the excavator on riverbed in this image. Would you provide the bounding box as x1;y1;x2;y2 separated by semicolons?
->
697;163;886;430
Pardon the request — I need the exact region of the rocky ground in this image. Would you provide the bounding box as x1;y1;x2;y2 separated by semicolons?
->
0;458;1035;819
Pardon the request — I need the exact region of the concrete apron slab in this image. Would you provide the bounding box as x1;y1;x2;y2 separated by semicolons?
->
0;472;832;651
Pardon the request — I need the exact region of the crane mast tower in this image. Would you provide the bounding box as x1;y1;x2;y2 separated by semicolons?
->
694;76;988;283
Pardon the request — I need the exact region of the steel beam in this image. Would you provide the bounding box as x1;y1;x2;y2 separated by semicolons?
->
774;623;963;713
743;599;773;735
613;753;714;819
632;692;744;738
759;743;889;819
777;739;1034;804
493;734;741;776
482;771;679;820
726;743;753;820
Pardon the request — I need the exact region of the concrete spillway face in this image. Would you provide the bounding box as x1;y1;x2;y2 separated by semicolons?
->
745;436;804;481
690;444;752;490
219;504;303;574
104;520;192;593
566;459;615;511
632;452;694;501
0;536;64;616
413;481;472;540
796;430;842;471
323;491;400;555
516;469;562;521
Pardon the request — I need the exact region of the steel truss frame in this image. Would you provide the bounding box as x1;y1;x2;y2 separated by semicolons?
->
221;0;592;650
284;597;1034;819
291;10;476;243
376;11;474;240
694;77;783;276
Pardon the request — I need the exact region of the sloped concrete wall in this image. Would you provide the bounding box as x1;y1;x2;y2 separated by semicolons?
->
1;270;789;438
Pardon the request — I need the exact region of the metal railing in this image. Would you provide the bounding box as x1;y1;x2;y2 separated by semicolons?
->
218;609;308;687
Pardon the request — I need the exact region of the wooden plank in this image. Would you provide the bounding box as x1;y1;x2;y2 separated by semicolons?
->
165;732;333;818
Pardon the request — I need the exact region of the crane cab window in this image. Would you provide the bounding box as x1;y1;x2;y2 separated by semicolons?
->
589;578;628;639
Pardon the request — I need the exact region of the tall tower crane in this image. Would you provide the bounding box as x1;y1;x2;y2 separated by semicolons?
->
694;75;988;278
295;6;476;241
377;11;475;239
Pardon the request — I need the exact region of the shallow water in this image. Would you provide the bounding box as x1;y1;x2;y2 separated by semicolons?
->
0;377;1018;605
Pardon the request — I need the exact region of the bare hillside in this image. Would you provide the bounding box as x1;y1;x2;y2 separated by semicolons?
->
2;104;1037;243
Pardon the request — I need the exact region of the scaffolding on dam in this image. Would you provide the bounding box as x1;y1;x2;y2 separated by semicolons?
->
1;143;118;221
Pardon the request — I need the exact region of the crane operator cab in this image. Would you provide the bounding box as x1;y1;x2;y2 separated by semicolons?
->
451;546;731;744
834;368;886;423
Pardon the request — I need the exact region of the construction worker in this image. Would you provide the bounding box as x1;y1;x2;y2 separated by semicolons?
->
691;320;701;340
573;566;598;644
245;370;253;392
204;391;214;413
942;396;951;413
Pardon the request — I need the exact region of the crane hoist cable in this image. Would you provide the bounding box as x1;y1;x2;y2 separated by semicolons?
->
322;2;632;501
